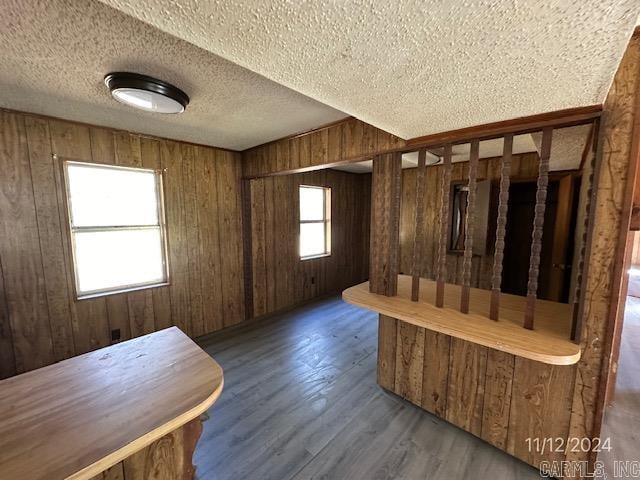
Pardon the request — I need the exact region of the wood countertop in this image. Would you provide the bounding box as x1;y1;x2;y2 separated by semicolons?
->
0;327;223;480
343;275;581;365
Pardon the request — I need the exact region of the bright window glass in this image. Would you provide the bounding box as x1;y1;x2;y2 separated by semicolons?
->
299;186;325;221
65;161;168;297
299;185;331;259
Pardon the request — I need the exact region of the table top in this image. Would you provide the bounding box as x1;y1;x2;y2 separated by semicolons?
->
343;275;581;365
0;327;223;480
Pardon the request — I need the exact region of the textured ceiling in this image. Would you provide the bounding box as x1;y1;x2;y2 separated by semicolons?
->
99;0;640;140
0;0;347;150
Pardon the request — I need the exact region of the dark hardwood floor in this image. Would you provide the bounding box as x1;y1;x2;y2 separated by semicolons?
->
195;297;541;479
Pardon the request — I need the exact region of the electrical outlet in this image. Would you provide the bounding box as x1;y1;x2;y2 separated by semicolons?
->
111;328;121;342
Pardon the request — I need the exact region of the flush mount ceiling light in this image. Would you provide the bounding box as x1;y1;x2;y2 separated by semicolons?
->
104;72;189;114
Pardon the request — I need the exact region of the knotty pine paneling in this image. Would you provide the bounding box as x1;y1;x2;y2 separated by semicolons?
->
0;110;244;378
249;169;371;318
243;118;405;178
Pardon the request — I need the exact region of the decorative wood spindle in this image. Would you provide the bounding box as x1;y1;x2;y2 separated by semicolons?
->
436;144;453;307
411;149;427;301
571;121;601;341
460;139;479;313
489;134;513;320
524;128;553;329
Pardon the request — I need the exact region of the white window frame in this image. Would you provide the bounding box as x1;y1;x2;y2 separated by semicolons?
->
63;160;170;299
299;185;331;260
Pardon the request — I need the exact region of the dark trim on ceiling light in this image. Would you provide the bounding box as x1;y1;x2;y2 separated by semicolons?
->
104;72;190;112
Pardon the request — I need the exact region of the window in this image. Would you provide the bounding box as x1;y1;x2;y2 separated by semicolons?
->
299;185;331;259
64;161;169;298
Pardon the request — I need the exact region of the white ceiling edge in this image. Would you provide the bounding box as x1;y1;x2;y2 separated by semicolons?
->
99;0;640;140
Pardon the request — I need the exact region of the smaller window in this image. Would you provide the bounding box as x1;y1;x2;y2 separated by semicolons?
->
299;185;331;260
64;161;169;298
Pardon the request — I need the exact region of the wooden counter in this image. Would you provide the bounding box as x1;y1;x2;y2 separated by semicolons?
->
343;275;581;365
345;275;582;470
0;327;223;480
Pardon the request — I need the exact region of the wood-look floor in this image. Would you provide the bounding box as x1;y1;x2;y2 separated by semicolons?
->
599;295;640;475
195;297;541;479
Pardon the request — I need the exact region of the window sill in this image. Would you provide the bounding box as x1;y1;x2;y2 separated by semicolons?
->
77;282;170;301
300;253;332;261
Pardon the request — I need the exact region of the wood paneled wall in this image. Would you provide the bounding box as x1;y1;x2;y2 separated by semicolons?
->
0;110;244;379
399;153;542;289
250;169;371;317
378;318;576;468
243;118;405;178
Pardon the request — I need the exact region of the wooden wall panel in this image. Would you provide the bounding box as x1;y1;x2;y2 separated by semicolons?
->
0;110;245;376
420;330;450;417
480;350;514;450
393;321;424;404
217;151;246;328
0;112;55;371
242;118;406;178
250;179;267;317
181;145;204;338
162;141;192;337
382;316;577;470
399;153;541;290
376;314;397;391
508;359;576;465
370;154;402;295
24;116;76;361
196;148;224;333
445;338;488;436
249;169;371;317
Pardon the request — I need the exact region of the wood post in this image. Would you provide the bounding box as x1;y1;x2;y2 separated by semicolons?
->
436;145;453;307
411;150;427;301
524;128;553;329
489;134;513;320
460;139;479;313
369;153;402;296
571;119;603;341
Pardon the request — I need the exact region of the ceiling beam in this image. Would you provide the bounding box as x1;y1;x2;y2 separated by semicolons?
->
406;105;602;149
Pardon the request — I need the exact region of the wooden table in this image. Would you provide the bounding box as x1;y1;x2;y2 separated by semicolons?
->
0;327;223;480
